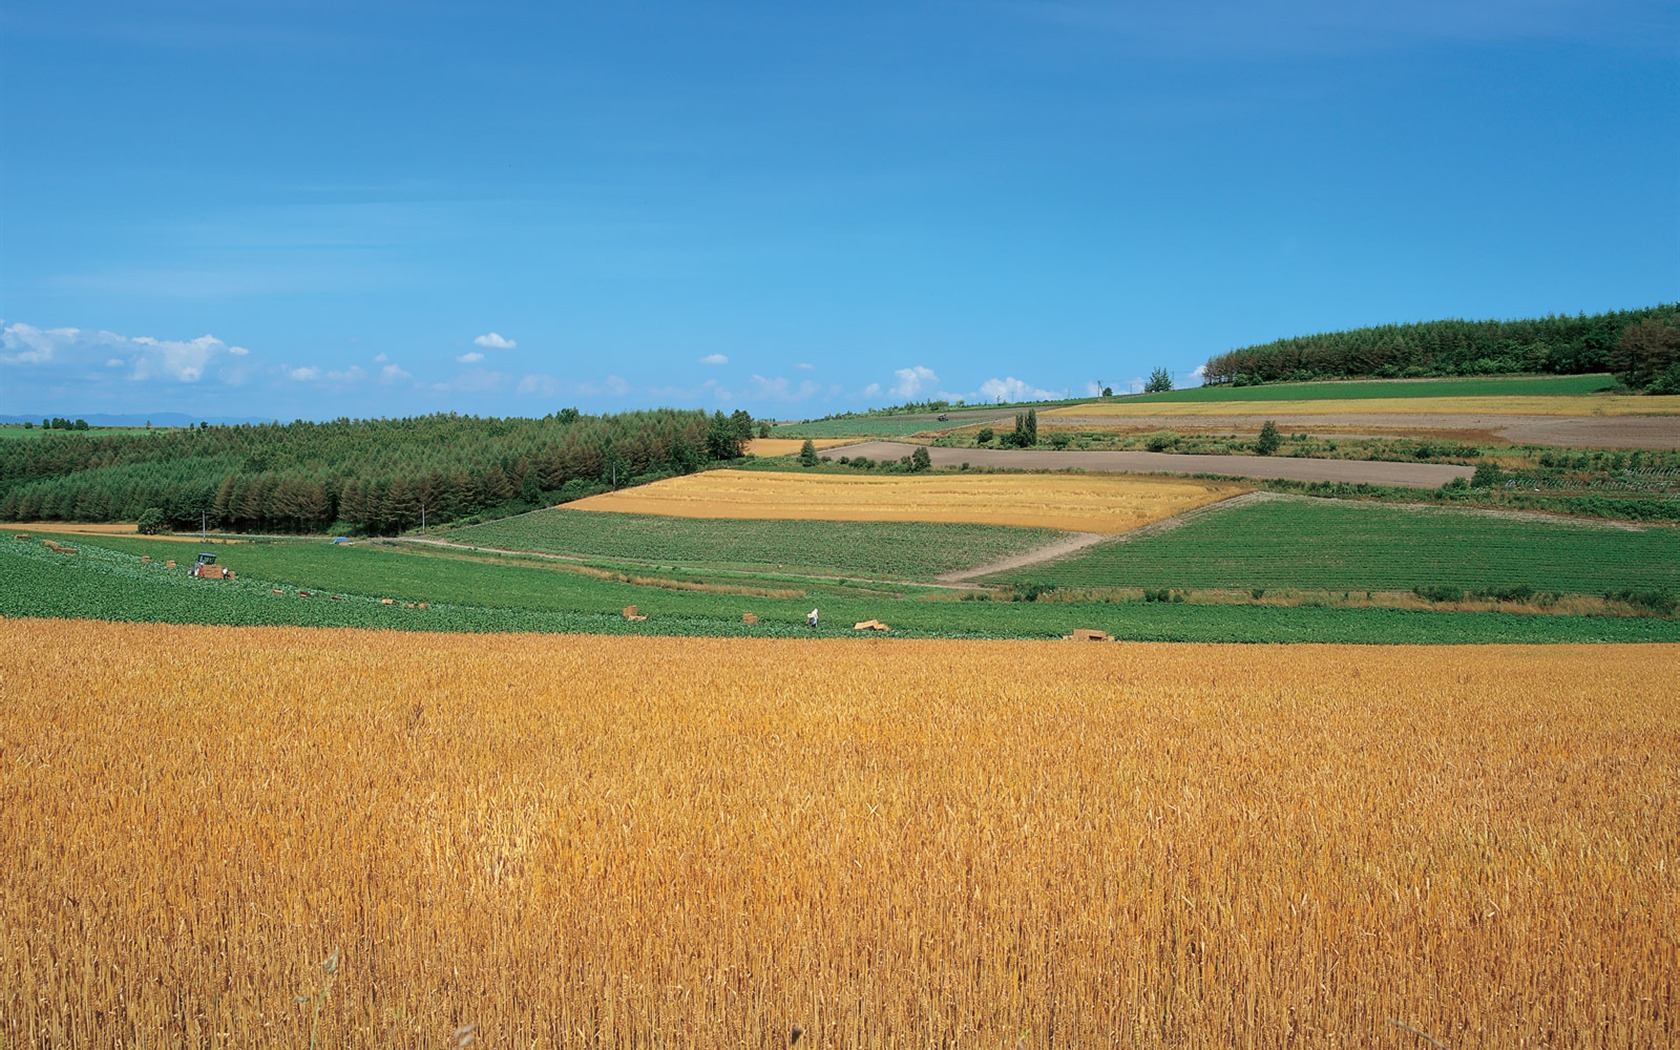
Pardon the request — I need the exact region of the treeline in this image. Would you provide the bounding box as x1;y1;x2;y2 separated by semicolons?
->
0;408;755;535
1201;304;1678;385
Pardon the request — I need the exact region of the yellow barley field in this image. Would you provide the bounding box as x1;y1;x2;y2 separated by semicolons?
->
1043;395;1680;418
3;521;251;543
1;619;1676;1048
563;468;1247;533
743;438;855;457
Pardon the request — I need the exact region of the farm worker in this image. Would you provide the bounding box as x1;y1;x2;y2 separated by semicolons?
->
807;608;819;630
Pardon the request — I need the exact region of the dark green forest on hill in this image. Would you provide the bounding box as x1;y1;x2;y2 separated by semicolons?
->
1201;304;1679;387
0;408;755;535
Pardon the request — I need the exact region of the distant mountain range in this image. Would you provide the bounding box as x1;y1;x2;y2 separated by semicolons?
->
0;412;273;428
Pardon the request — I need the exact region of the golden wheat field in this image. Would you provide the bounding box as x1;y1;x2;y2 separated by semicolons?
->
743;438;855;457
563;468;1247;534
1042;395;1680;419
1;620;1676;1048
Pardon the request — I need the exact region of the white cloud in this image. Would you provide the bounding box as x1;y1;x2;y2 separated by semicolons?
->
1083;381;1103;396
380;363;414;385
457;351;485;363
373;353;390;363
1125;375;1147;394
1190;364;1208;382
891;365;938;399
288;366;321;381
700;353;729;366
4;323;255;385
0;323;71;364
795;362;814;370
977;376;1059;403
474;332;516;350
862;382;882;398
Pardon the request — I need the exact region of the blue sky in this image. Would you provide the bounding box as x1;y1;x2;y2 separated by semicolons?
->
2;1;1676;421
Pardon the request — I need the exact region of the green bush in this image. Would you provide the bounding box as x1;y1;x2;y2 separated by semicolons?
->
1605;589;1677;615
1471;461;1505;488
1255;420;1281;456
1414;584;1465;603
1473;583;1534;603
136;508;169;535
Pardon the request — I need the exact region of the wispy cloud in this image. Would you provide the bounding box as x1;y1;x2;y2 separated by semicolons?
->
474;332;516;350
516;374;558;397
744;375;820;402
457;351;485;363
1002;0;1624;59
700;353;729;365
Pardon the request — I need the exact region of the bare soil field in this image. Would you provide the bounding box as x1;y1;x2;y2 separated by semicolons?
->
1043;412;1680;449
825;441;1476;488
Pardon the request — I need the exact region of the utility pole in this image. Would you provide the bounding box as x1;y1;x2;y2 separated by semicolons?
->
201;509;206;541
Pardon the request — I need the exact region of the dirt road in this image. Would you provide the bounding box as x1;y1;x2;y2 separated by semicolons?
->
821;442;1475;488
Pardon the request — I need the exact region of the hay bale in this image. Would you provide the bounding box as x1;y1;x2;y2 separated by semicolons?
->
165;559;177;569
742;613;758;625
1065;628;1111;642
13;533;29;541
417;603;427;609
272;588;285;595
853;619;890;632
41;539;59;549
55;547;77;555
140;555;151;564
298;590;311;598
380;598;395;605
330;595;342;601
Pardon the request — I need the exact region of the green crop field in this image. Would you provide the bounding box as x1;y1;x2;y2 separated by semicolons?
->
1003;497;1680;594
447;509;1068;579
0;425;160;439
6;530;1679;644
1122;374;1616;404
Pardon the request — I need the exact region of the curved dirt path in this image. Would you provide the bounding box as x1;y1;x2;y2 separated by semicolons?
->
936;531;1106;583
824;442;1474;489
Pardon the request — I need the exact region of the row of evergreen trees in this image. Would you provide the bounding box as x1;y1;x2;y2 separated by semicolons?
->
0;408;757;534
1200;304;1677;386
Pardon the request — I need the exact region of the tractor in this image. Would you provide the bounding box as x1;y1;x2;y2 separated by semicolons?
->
191;552;234;581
